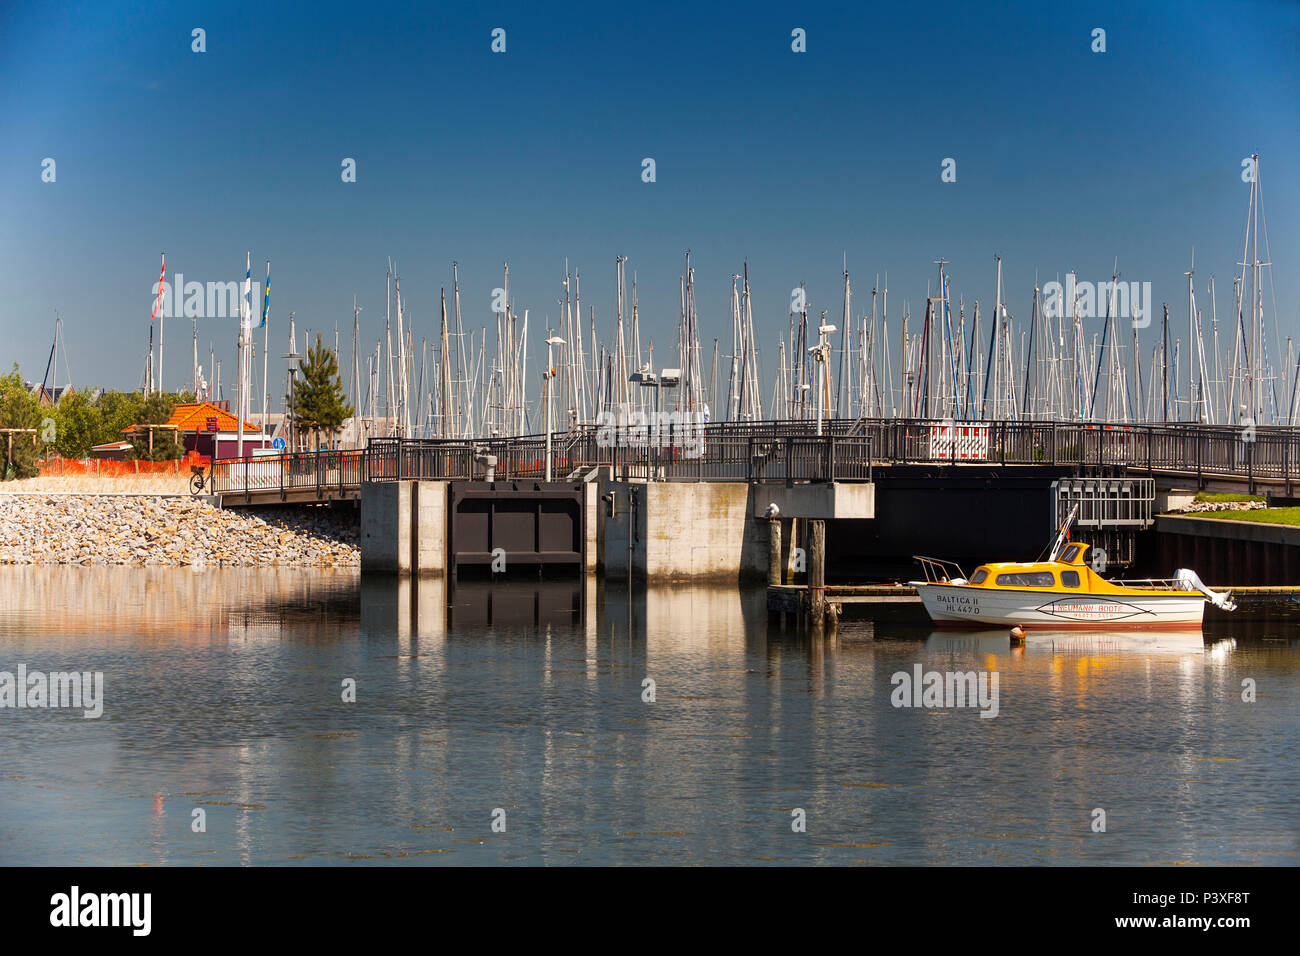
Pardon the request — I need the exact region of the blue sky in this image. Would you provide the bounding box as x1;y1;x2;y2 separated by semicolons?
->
1;0;1297;402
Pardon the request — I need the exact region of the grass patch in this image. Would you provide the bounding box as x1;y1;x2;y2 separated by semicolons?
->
1191;507;1300;526
1193;492;1264;503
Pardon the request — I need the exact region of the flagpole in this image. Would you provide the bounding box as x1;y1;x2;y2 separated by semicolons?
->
237;252;251;459
236;331;244;457
149;253;166;395
159;252;165;394
261;260;271;430
262;319;269;428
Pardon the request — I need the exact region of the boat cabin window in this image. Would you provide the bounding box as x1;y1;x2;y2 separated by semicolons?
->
995;571;1056;588
1060;570;1081;588
1060;544;1080;563
970;568;989;584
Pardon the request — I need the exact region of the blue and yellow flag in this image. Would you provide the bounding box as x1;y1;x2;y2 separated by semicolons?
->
259;260;270;329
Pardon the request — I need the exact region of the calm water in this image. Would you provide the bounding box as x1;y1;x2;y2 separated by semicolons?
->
0;567;1296;865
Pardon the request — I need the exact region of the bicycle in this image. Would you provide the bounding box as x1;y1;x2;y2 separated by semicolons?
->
189;464;208;496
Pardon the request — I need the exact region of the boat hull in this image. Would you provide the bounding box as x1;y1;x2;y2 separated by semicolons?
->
916;583;1206;628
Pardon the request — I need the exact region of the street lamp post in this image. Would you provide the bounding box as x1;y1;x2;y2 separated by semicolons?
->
630;367;680;479
283;311;301;453
545;335;565;481
811;323;837;436
629;368;656;478
658;369;681;450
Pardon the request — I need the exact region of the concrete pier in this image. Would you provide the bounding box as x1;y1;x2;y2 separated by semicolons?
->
361;476;874;582
359;480;449;575
598;479;874;582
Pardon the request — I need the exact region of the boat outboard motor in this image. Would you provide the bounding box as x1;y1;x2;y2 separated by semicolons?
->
1175;569;1237;612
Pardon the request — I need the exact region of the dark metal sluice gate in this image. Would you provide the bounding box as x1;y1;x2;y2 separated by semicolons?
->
449;481;585;573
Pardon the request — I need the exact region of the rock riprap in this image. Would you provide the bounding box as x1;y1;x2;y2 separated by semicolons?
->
0;495;359;567
1176;500;1267;514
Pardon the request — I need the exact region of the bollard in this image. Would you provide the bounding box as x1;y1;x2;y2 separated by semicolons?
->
809;519;826;629
768;517;782;587
824;601;839;630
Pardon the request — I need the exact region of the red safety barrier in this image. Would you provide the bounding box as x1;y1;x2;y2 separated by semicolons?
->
35;451;211;477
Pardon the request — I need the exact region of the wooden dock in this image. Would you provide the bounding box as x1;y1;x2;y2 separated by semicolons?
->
767;583;921;616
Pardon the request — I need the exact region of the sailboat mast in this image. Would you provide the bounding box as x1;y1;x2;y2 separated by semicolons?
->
394;272;408;436
352;298;362;445
192;315;199;397
439;288;452;438
385;261;395;435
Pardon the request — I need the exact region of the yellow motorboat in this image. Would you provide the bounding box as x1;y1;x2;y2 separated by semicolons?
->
912;507;1236;629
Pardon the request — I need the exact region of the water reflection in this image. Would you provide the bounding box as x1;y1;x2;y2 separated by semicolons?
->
927;629;1208;656
0;566;1296;866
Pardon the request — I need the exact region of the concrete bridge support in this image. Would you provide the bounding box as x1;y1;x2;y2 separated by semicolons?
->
598;478;874;583
360;480;449;575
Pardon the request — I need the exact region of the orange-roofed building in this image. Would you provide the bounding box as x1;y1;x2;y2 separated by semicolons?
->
123;401;273;459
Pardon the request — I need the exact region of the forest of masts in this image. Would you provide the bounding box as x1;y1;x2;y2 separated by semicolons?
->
208;156;1294;444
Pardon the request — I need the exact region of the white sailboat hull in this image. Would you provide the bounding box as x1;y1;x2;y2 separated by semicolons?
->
915;583;1207;628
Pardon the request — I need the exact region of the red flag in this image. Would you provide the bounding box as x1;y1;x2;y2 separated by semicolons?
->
150;253;166;321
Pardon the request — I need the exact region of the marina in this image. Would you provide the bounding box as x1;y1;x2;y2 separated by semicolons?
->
1;0;1296;917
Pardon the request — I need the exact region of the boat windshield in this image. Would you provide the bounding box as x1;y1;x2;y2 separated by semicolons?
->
995;571;1056;587
970;568;989;584
1059;544;1081;563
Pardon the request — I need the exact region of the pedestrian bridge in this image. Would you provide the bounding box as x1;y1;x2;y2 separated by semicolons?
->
210;419;1300;506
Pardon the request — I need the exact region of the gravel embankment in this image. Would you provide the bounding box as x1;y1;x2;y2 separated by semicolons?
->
1173;500;1267;513
0;495;358;567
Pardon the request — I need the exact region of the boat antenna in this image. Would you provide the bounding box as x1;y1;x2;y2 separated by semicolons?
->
1046;502;1080;562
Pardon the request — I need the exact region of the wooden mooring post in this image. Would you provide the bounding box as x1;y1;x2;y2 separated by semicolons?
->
767;516;785;628
808;519;837;630
768;517;782;587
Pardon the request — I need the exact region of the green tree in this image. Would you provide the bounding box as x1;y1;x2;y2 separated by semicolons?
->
53;389;103;458
129;392;185;460
0;364;43;479
96;389;144;449
288;334;353;450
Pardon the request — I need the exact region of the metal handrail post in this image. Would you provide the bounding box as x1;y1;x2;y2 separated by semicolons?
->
1196;428;1203;486
1248;437;1255;494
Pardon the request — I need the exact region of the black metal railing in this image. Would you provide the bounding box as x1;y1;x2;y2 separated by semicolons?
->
210;448;366;498
211;419;1300;497
363;426;875;484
